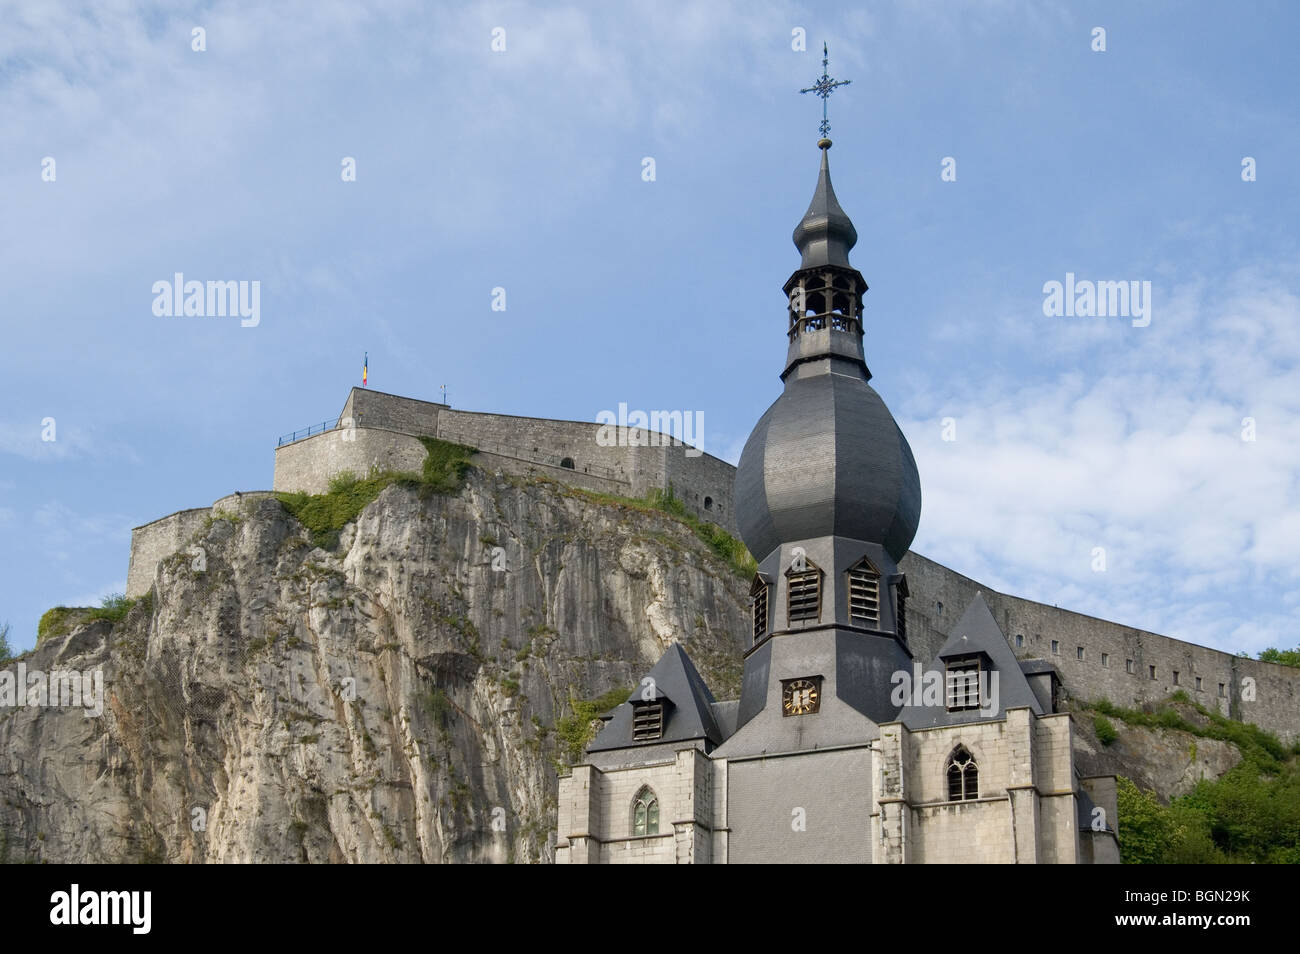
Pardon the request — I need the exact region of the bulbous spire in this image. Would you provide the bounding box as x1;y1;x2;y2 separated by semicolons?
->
792;142;858;269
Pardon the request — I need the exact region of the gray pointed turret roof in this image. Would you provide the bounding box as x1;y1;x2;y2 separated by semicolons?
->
792;145;859;269
587;642;723;752
899;593;1045;730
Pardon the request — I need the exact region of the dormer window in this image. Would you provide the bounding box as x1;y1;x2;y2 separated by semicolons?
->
786;559;822;623
750;575;770;643
945;659;982;711
631;701;664;741
847;559;880;626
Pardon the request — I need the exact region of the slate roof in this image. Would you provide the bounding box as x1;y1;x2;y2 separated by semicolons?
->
900;593;1045;730
792;144;858;269
587;643;724;753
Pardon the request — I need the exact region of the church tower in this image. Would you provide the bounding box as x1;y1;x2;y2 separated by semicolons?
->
554;50;1119;864
717;134;922;758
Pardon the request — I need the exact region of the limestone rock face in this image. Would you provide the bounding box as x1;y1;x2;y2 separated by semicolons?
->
0;472;749;863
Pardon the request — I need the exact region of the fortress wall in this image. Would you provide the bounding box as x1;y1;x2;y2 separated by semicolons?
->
342;388;443;435
127;492;281;599
472;449;629;496
322;388;738;531
212;491;276;512
273;427;429;494
661;443;738;530
900;552;1300;743
126;508;213;599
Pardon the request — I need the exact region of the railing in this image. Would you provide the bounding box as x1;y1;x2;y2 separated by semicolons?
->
276;418;340;447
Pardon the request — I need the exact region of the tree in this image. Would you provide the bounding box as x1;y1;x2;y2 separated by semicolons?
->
0;621;12;664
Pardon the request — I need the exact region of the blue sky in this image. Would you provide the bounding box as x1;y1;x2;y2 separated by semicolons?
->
2;0;1297;655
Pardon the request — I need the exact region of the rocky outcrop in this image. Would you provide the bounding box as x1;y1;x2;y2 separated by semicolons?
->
0;471;749;863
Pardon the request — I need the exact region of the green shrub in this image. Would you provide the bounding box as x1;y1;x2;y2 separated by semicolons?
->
554;685;633;764
1094;714;1118;746
1257;646;1300;668
85;593;135;625
277;438;476;549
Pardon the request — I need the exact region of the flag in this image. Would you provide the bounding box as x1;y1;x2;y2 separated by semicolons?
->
362;352;368;387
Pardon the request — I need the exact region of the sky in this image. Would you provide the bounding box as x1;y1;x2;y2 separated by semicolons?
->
1;0;1297;656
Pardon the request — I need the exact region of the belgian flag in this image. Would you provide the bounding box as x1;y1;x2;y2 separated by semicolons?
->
362;352;368;387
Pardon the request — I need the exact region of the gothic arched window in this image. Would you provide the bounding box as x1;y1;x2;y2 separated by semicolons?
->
632;786;660;836
946;746;978;801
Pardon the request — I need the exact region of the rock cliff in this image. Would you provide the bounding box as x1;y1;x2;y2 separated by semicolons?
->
0;471;749;862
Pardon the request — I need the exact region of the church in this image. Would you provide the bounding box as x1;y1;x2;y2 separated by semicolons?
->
554;90;1122;863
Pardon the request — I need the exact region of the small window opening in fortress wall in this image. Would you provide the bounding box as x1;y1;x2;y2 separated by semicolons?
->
1218;683;1226;697
1195;676;1202;691
1076;646;1085;660
1126;658;1134;674
1051;640;1059;655
1173;670;1180;686
1101;653;1109;667
1149;665;1157;680
560;457;575;470
704;496;713;510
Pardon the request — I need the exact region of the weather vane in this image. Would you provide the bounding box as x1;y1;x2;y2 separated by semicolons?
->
800;42;850;142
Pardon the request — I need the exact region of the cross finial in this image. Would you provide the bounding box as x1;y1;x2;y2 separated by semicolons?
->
800;42;850;145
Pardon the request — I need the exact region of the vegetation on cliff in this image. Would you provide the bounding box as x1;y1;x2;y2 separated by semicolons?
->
554;685;634;768
275;437;476;548
568;485;756;579
1084;693;1300;863
1255;645;1300;668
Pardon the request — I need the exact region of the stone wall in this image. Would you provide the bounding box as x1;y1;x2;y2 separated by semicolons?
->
556;749;710;864
299;388;736;531
126;508;211;599
126;492;275;598
272;427;429;495
725;747;872;864
900;552;1300;743
881;707;1093;864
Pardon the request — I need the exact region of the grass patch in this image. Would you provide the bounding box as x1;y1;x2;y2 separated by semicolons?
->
85;593;136;626
554;685;634;765
276;438;477;549
37;607;88;646
568;484;756;579
1084;695;1287;770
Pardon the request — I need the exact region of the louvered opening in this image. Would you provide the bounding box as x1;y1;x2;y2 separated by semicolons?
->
787;570;821;622
945;663;981;711
847;566;880;625
752;584;769;642
631;702;664;741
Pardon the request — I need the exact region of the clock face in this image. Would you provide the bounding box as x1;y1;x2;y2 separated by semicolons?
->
783;678;821;716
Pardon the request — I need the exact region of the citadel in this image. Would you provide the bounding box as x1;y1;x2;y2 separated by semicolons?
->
117;84;1299;869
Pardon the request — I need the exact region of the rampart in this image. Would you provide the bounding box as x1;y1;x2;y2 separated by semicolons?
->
901;552;1300;743
273;388;736;529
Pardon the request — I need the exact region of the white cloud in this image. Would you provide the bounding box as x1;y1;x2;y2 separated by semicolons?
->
903;265;1300;655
